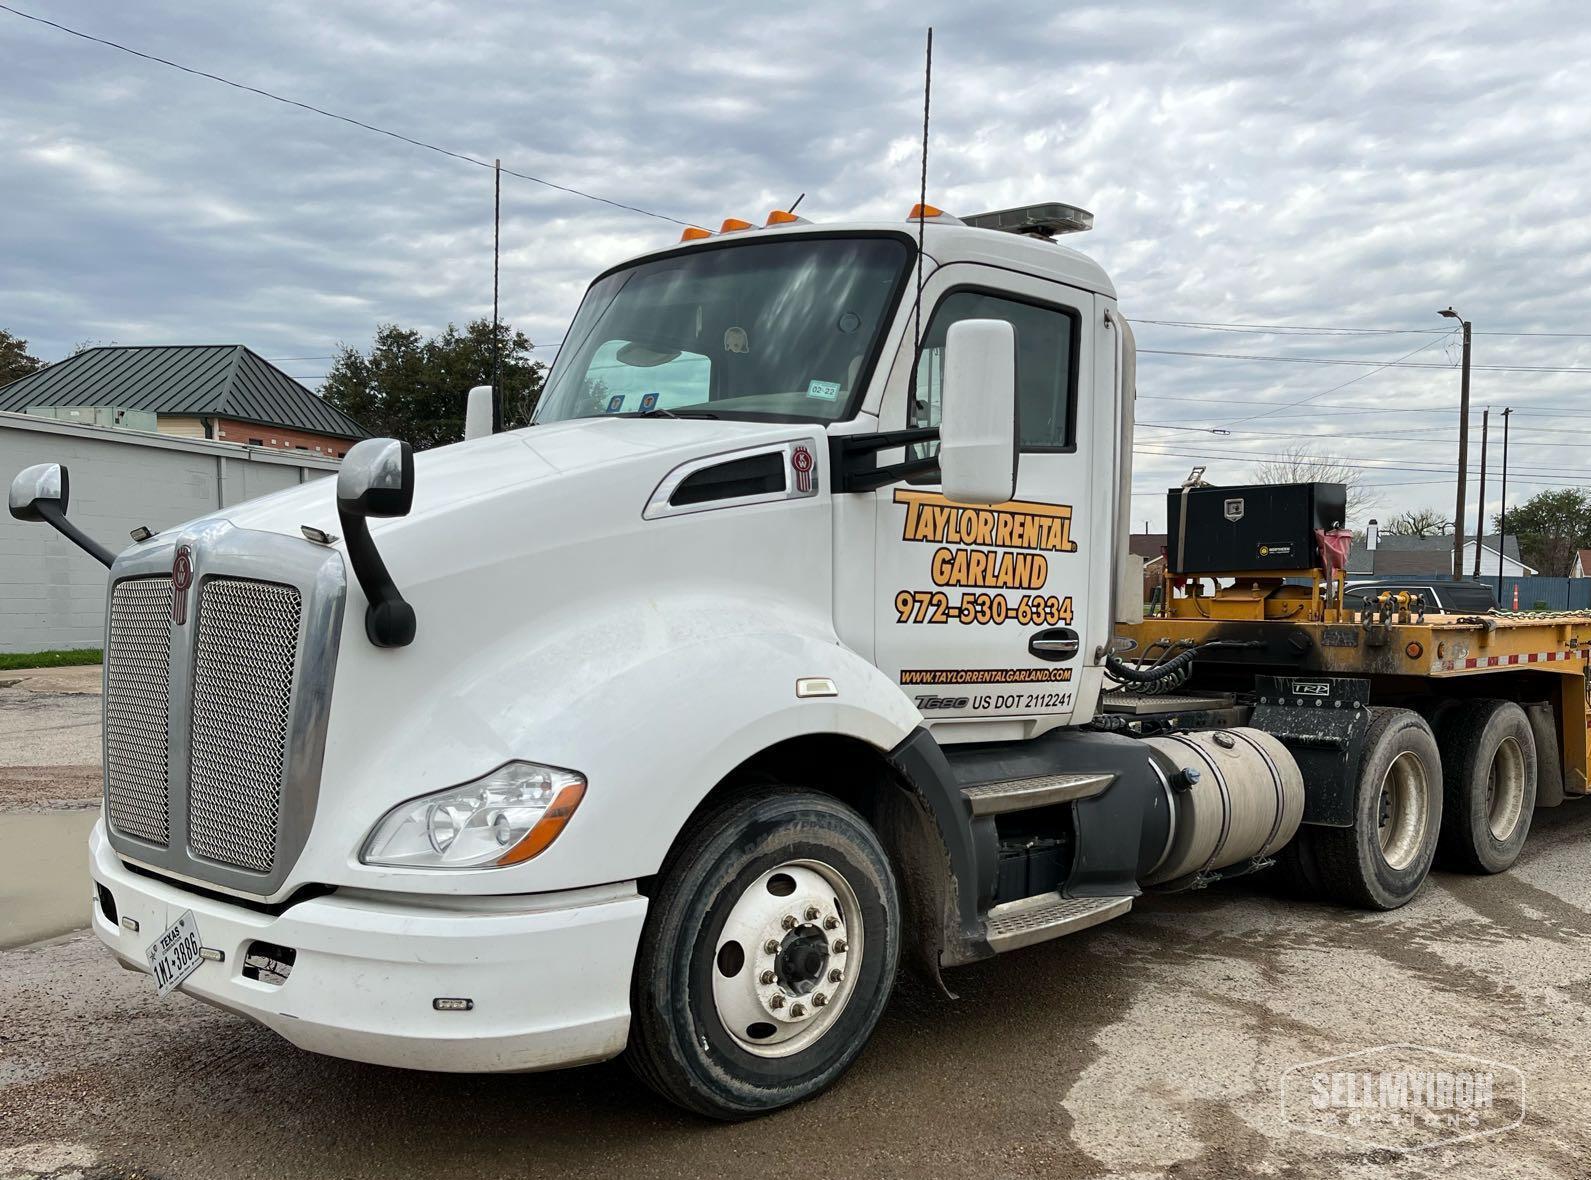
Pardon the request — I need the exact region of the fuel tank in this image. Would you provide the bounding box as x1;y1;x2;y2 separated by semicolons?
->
1141;728;1304;888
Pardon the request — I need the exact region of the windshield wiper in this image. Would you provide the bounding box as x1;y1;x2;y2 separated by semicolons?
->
618;408;719;419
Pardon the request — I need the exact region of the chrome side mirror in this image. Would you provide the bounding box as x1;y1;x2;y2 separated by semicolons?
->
9;463;114;567
9;462;68;522
336;438;416;647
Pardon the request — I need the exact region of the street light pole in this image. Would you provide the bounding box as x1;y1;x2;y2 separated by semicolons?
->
1498;406;1512;599
1472;407;1488;577
1440;307;1471;579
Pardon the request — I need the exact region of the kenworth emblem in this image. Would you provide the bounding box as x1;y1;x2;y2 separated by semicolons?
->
791;444;815;494
171;545;194;624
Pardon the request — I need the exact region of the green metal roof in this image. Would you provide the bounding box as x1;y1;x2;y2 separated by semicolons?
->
0;345;368;440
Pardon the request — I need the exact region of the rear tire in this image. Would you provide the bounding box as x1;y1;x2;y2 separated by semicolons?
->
626;790;900;1120
1309;707;1442;910
1434;700;1537;874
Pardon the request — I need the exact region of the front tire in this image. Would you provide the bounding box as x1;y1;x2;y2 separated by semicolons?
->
626;790;900;1119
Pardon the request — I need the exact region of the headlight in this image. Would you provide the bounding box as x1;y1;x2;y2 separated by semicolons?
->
361;761;586;869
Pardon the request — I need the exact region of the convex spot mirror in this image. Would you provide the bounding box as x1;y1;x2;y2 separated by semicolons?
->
939;319;1018;505
337;438;414;518
8;462;67;523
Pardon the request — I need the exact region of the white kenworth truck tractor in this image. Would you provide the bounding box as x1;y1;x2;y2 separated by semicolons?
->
11;201;1518;1119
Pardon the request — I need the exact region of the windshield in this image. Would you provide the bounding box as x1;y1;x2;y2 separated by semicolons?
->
534;234;913;424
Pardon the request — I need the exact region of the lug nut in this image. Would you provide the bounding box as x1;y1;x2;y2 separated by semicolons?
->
829;968;844;983
812;993;828;1007
769;994;785;1010
781;914;798;930
790;1003;806;1017
760;970;776;985
832;938;848;953
764;939;780;954
804;905;820;921
823;915;840;930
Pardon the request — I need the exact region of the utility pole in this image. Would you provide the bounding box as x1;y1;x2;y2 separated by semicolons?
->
1439;308;1471;578
1472;407;1488;577
1497;406;1512;597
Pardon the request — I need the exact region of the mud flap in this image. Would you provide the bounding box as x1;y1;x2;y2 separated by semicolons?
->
1248;675;1372;827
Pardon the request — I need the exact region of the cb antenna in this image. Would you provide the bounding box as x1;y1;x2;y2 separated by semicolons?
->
913;27;933;397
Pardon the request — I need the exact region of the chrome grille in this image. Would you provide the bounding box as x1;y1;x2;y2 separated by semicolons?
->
105;577;174;844
187;578;302;872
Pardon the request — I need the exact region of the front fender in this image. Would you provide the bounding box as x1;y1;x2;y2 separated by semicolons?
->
312;599;922;896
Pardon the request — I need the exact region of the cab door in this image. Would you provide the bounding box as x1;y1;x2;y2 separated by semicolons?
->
871;265;1101;734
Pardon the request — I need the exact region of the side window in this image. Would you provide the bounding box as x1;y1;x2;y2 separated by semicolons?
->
911;290;1077;450
579;338;712;414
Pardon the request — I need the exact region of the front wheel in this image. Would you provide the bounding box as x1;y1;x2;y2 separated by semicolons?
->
626;790;900;1119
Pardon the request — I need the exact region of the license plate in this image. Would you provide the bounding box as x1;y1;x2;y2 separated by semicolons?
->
145;910;204;997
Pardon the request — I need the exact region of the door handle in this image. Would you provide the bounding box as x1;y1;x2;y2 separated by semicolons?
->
1029;627;1079;662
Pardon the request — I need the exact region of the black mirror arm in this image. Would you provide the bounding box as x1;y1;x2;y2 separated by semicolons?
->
336;506;416;648
36;502;115;568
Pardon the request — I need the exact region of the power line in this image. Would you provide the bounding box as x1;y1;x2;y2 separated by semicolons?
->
0;4;690;226
1142;346;1591;375
1136;316;1591;339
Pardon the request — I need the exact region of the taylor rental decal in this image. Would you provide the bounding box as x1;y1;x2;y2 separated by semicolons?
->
171;545;194;625
890;490;1077;629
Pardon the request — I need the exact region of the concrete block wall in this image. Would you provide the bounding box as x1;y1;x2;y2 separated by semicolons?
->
0;412;337;653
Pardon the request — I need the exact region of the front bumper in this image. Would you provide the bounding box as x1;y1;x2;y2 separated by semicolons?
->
88;820;647;1073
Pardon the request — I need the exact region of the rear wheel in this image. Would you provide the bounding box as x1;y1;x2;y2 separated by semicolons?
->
1309;707;1443;909
1435;700;1537;873
626;790;899;1119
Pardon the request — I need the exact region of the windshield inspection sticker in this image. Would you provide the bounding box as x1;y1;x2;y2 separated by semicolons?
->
605;394;625;414
806;379;841;401
640;392;659;412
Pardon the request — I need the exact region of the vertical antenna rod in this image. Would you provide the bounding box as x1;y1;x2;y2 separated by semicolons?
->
913;27;933;404
492;157;503;432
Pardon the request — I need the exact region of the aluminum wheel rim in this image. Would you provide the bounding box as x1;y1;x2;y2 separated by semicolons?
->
710;859;862;1059
1486;736;1526;842
1377;750;1430;871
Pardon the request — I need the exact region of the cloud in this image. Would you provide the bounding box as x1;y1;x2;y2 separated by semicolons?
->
4;0;1590;526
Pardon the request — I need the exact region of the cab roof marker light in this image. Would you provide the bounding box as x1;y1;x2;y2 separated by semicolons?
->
679;226;713;242
765;209;809;226
719;217;755;234
961;201;1094;239
906;203;964;224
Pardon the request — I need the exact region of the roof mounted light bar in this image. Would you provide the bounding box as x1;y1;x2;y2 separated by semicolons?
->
962;202;1094;240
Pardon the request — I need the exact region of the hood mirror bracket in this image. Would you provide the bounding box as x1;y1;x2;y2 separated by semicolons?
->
336;438;417;648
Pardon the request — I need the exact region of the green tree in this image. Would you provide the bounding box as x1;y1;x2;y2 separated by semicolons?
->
0;330;45;386
320;318;546;450
1494;488;1591;577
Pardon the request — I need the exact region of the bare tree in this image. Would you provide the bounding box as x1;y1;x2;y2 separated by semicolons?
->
1248;443;1376;524
1385;507;1452;537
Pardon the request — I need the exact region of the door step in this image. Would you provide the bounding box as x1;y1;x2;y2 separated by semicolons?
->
985;892;1133;952
961;771;1114;816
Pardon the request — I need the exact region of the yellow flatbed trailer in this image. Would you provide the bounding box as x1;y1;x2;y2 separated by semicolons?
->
1108;572;1590;907
1122;589;1591;799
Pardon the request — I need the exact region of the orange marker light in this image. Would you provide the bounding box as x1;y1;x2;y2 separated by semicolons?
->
679;226;713;241
720;217;754;233
766;209;800;225
908;203;945;220
496;781;587;865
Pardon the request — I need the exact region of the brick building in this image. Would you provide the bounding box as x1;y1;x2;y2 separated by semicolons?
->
0;344;367;458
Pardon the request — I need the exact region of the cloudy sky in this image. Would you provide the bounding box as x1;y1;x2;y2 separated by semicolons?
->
6;0;1591;531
